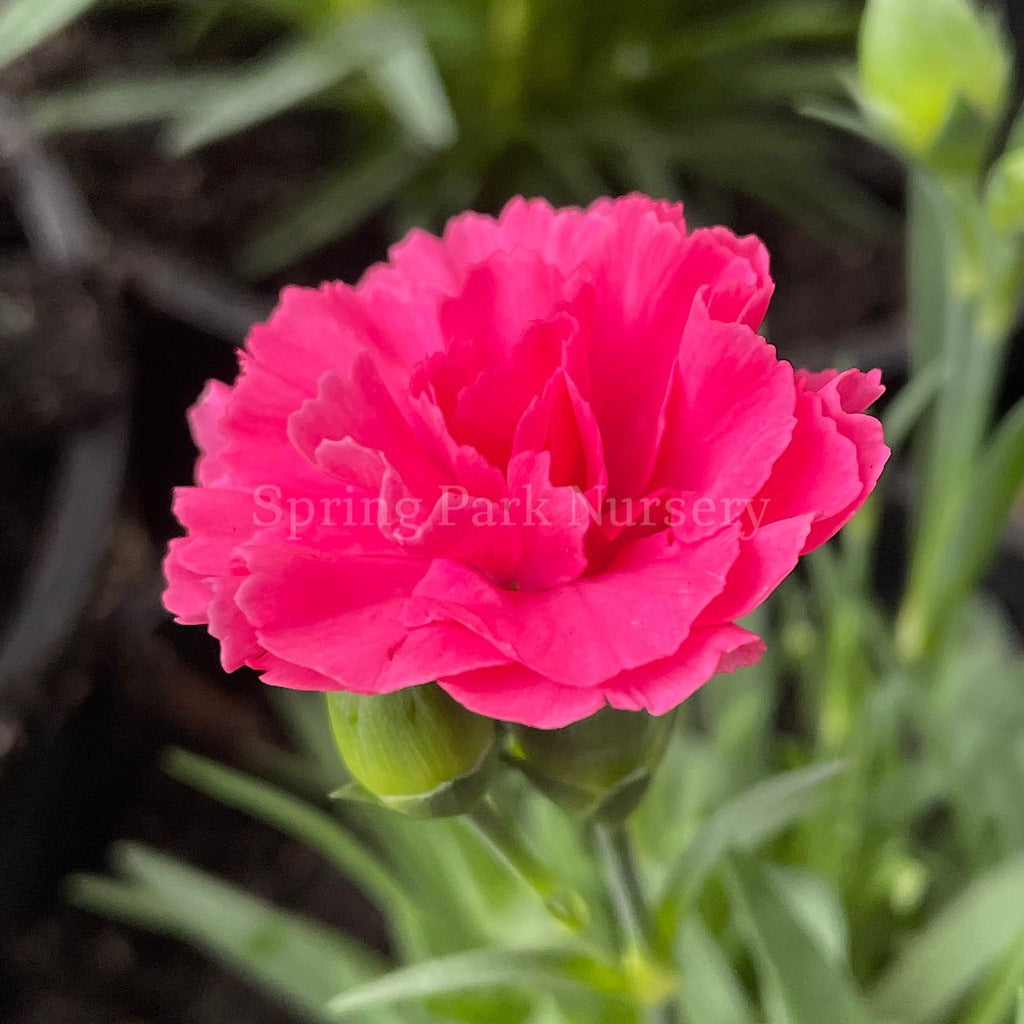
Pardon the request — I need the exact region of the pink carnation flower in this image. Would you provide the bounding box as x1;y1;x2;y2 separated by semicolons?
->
164;195;888;728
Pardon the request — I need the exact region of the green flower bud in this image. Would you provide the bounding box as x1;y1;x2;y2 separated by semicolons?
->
327;685;497;817
506;707;674;823
858;0;1010;169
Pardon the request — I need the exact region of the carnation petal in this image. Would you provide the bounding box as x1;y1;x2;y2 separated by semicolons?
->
247;282;431;395
438;664;607;729
584;218;774;496
651;304;797;528
504;451;591;590
512;367;607;494
163;539;215;623
796;368;890;549
602;624;765;715
759;370;889;552
452;314;569;467
698;514;814;623
188;379;233;486
170;487;256;575
212;356;344;497
289;358;451;497
407;526;740;687
236;546;428;691
756;387;862;537
207;576;262;673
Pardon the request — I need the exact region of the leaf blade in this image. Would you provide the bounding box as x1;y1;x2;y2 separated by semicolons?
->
163;748;420;931
70;843;402;1023
326;948;628;1018
658;760;847;907
961;929;1024;1024
28;74;233;135
675;915;760;1024
870;855;1024;1024
0;0;101;70
725;856;877;1024
240;143;421;276
940;395;1024;613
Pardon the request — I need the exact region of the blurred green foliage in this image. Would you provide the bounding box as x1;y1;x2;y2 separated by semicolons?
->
68;595;1024;1024
5;0;883;275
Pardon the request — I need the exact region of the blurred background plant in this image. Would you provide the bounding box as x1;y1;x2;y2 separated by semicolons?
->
3;0;1024;1023
0;0;885;275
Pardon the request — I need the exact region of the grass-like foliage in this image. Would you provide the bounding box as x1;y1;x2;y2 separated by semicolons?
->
8;0;882;274
68;600;1024;1024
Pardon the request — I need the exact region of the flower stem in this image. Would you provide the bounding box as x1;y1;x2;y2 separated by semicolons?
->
593;823;680;1024
466;798;588;930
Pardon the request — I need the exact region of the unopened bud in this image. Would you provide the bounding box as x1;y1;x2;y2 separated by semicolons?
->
858;0;1010;171
327;685;497;817
506;707;674;823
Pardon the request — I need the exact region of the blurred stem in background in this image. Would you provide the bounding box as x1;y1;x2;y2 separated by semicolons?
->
592;823;680;1024
896;169;1024;665
468;798;589;931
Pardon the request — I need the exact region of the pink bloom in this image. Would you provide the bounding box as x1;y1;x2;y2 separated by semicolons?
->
164;195;888;728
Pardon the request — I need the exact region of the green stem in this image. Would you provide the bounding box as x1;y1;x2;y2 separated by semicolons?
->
593;824;680;1024
466;798;588;930
898;300;1006;664
897;171;1011;665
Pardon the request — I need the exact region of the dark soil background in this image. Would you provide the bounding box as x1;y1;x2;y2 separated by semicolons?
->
0;5;1016;1024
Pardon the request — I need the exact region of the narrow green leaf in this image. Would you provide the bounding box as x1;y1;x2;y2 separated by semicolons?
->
766;865;850;967
70;844;400;1023
940;396;1024;612
326;948;627;1017
725;856;877;1024
870;855;1024;1024
656;1;858;70
28;74;229;135
165;10;453;155
0;0;100;70
164;33;360;155
799;100;882;144
658;761;846;907
882;358;948;453
269;693;524;953
166;745;486;959
165;748;410;910
675;915;759;1024
962;929;1024;1024
68;874;181;931
366;33;456;149
906;168;953;373
240;144;421;276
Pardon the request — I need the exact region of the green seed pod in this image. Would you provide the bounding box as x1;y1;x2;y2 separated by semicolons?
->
506;707;675;823
327;685;497;817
